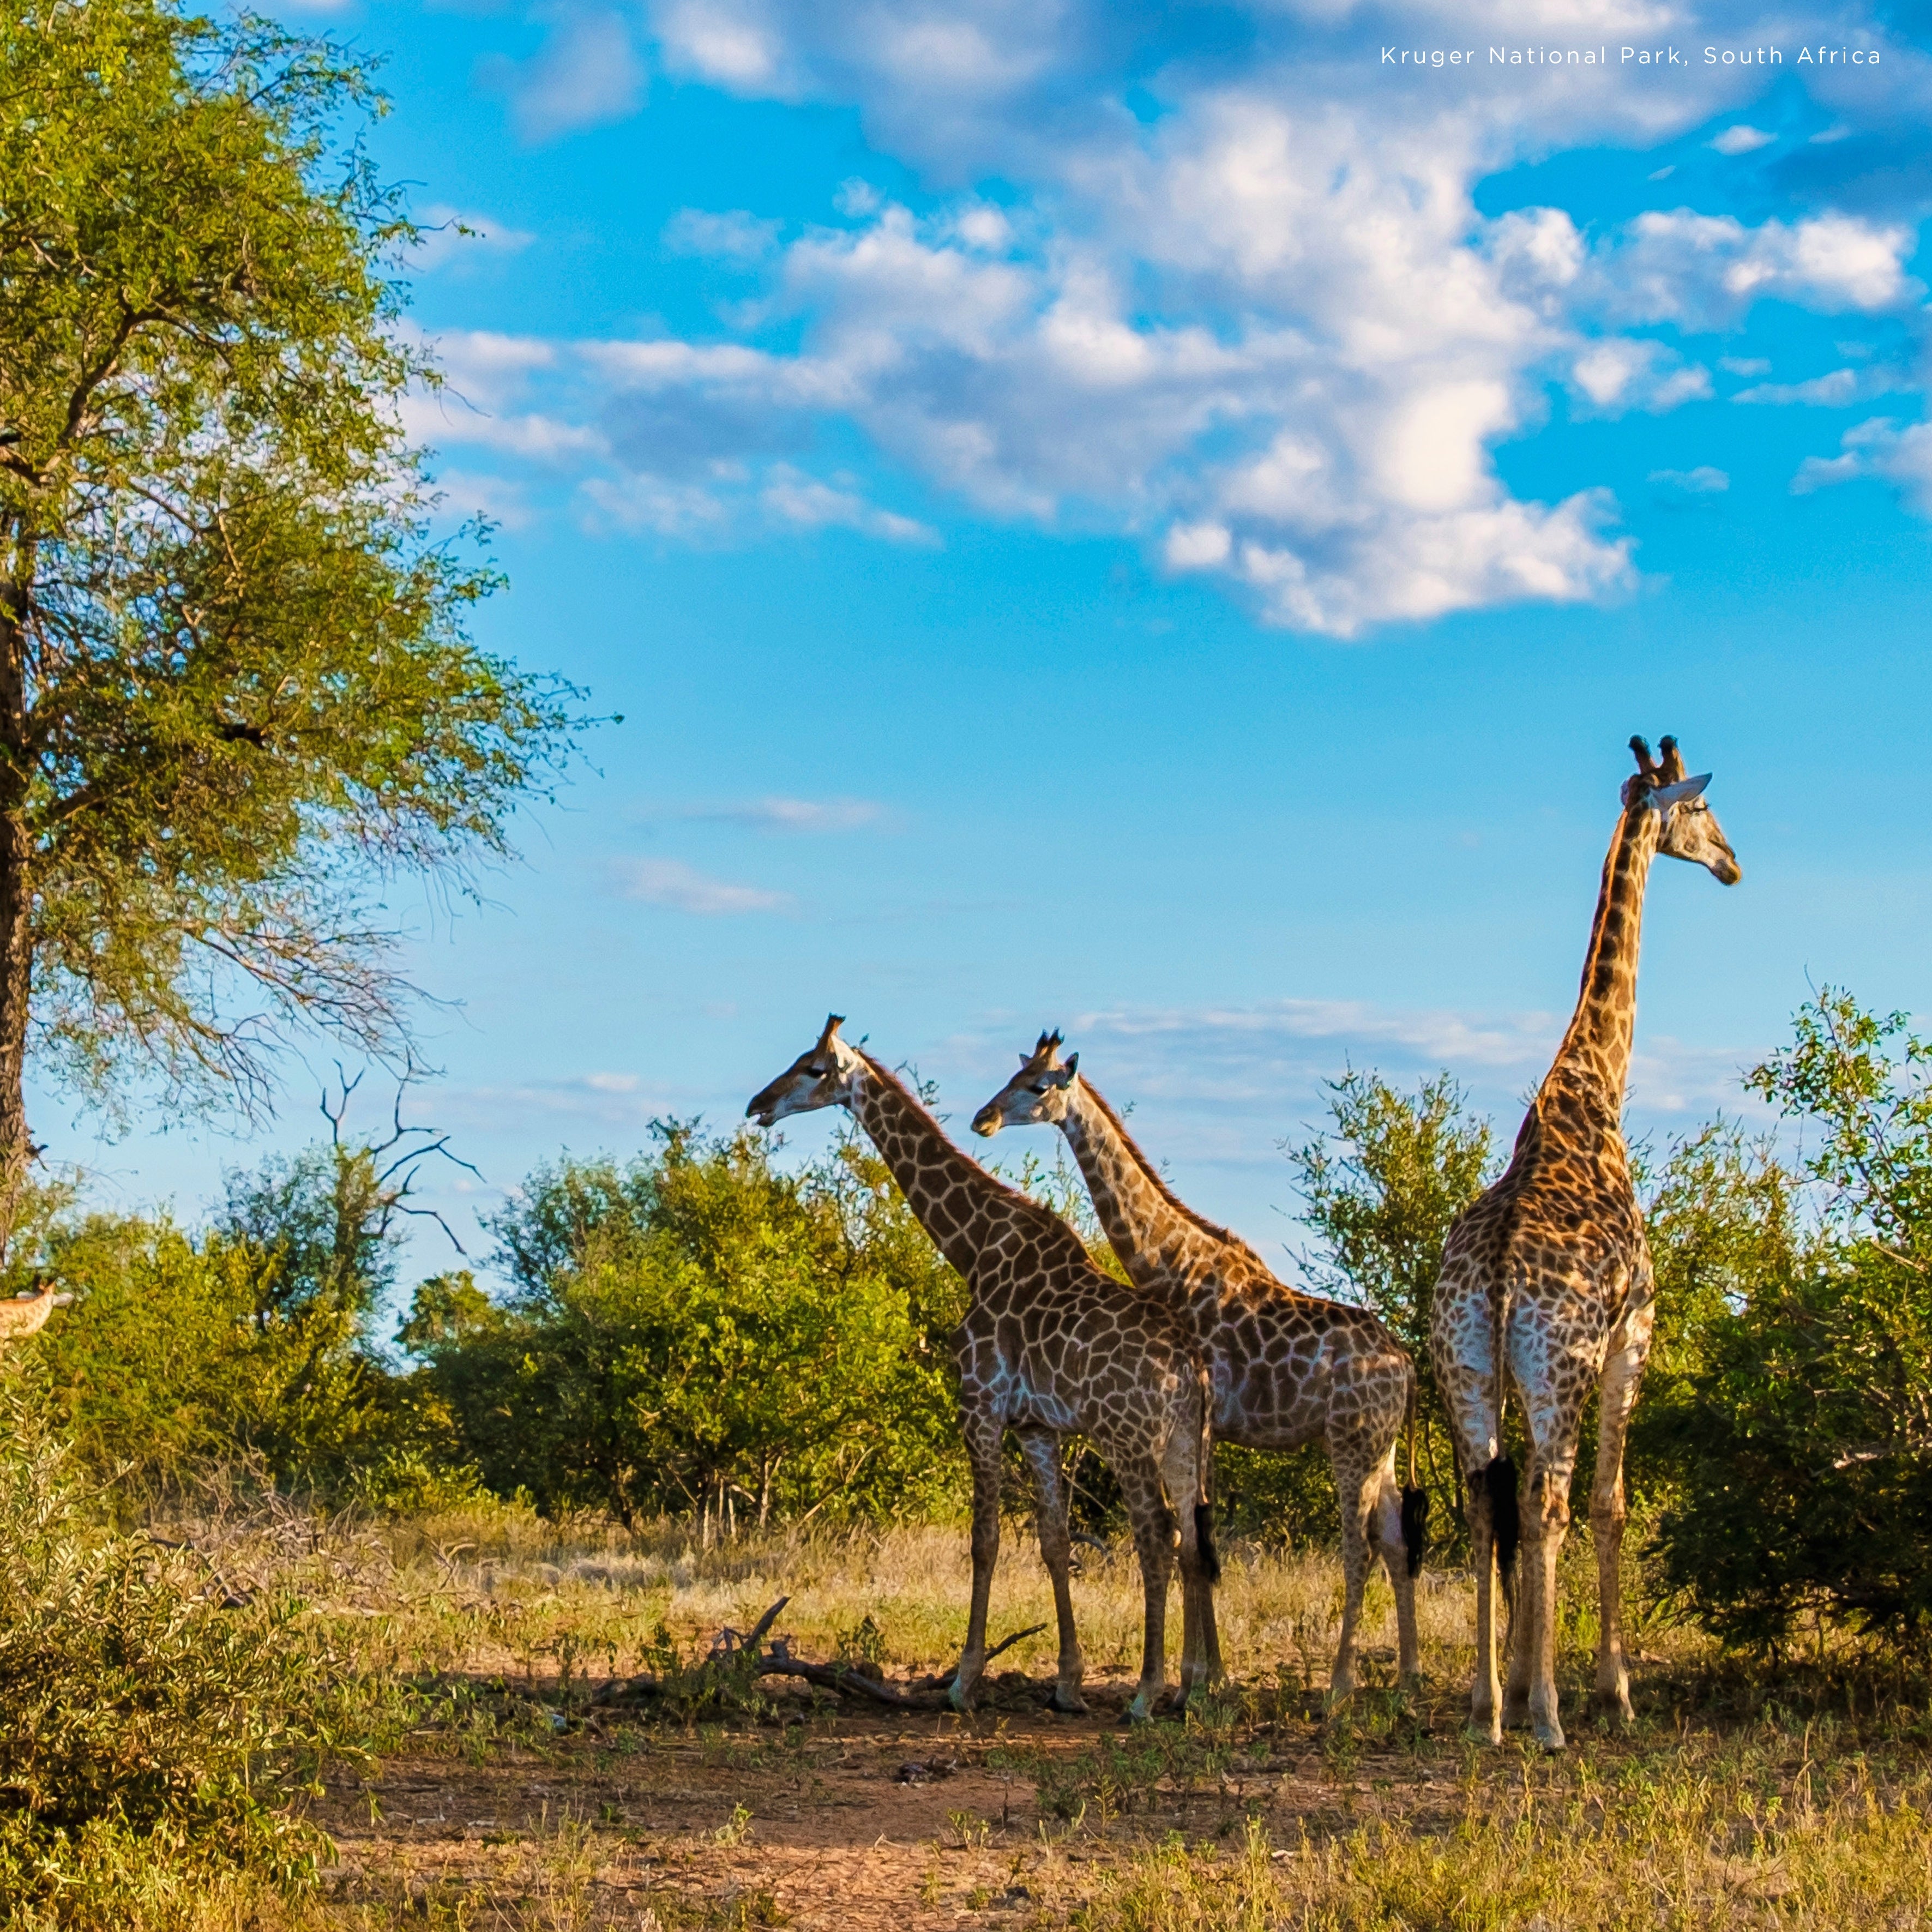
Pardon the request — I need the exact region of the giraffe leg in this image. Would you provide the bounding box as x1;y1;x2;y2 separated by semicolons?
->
1120;1461;1175;1724
949;1416;1004;1714
1160;1422;1220;1708
1018;1428;1087;1715
1328;1452;1373;1703
1368;1451;1422;1685
1520;1439;1578;1753
1466;1467;1503;1744
1590;1311;1651;1725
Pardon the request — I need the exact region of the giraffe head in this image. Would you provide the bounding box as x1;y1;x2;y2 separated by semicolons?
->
745;1013;864;1125
971;1030;1077;1138
1622;735;1741;884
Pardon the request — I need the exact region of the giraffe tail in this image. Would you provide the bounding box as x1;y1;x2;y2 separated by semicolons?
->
1193;1358;1221;1585
1399;1368;1430;1579
1483;1272;1519;1586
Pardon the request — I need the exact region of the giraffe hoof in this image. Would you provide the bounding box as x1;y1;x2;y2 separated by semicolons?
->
1467;1720;1503;1747
1049;1688;1088;1717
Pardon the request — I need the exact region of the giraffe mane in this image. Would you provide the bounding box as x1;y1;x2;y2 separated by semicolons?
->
1077;1078;1273;1269
855;1050;1096;1261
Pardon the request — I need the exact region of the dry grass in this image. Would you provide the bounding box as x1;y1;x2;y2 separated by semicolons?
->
98;1494;1930;1930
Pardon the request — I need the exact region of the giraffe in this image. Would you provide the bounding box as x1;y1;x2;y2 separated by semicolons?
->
1430;735;1740;1751
0;1275;67;1344
748;1015;1219;1720
973;1042;1424;1696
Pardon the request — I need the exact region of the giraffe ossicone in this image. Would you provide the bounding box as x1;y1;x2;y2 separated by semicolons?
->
972;1034;1423;1696
1430;733;1740;1752
748;1014;1219;1722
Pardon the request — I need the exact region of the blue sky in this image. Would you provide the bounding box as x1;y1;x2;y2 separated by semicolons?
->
35;0;1932;1289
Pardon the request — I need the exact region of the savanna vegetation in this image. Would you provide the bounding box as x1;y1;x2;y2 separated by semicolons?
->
2;0;1929;1925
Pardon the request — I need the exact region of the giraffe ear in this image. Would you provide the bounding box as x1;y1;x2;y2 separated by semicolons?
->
1063;1051;1079;1079
1650;774;1710;812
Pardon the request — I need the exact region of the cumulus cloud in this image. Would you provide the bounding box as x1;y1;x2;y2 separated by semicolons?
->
1793;417;1932;514
615;858;791;914
431;0;1932;634
1605;210;1921;326
1571;339;1713;413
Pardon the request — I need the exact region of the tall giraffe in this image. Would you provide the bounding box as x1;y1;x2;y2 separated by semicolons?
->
973;1043;1423;1695
1431;736;1740;1750
748;1016;1218;1720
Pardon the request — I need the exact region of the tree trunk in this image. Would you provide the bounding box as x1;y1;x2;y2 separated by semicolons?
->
0;568;33;1265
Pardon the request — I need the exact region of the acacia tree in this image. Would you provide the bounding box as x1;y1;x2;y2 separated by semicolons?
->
0;0;577;1248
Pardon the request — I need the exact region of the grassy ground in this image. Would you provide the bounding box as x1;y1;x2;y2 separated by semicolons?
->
130;1495;1932;1931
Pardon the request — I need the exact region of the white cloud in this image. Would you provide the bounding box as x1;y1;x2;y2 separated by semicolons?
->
486;7;645;143
1793;417;1932;515
584;1072;640;1093
1708;124;1775;155
410;206;535;273
760;467;940;545
1648;465;1730;493
685;797;886;832
432;0;1932;635
1608;211;1920;326
1734;366;1902;406
1719;356;1772;376
663;208;784;264
1571;339;1712;413
615;858;791;914
434;468;537;528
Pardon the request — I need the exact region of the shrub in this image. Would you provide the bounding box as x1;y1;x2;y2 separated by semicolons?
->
0;1381;353;1927
1648;994;1932;1651
405;1122;967;1533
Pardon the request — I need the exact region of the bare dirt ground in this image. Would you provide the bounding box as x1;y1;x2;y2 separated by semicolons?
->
197;1514;1928;1929
305;1663;1650;1929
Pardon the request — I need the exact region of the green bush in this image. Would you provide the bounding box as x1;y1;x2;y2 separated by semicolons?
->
404;1122;968;1532
23;1208;471;1509
0;1382;352;1927
1648;994;1932;1651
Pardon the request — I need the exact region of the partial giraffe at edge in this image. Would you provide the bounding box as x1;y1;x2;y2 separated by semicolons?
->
0;1275;69;1345
1429;735;1741;1752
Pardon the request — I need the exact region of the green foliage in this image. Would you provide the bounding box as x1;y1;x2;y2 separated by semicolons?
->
0;0;580;1127
0;1380;351;1925
1648;992;1932;1651
20;1112;478;1507
405;1123;967;1532
1210;1442;1338;1545
1283;1068;1497;1503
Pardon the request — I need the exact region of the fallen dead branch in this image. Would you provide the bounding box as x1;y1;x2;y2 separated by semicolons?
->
591;1598;1053;1714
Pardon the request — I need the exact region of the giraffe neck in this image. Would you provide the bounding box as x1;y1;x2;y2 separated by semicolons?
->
1058;1077;1265;1299
1546;801;1662;1117
847;1054;1080;1284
